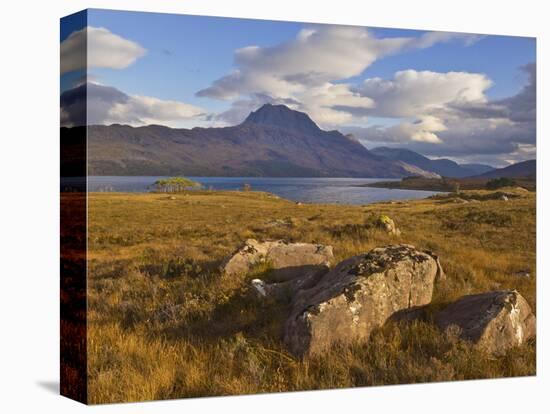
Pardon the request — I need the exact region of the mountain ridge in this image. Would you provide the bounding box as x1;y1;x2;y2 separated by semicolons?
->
471;159;535;179
371;146;495;178
74;104;435;178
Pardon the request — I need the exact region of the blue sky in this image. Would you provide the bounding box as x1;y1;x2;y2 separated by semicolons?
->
60;9;536;165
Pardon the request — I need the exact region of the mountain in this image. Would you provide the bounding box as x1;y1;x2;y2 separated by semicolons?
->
371;147;495;178
459;163;495;176
69;104;438;178
244;104;321;135
471;160;536;179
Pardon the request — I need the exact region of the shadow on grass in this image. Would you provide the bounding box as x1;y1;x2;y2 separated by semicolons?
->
163;275;294;345
138;257;222;280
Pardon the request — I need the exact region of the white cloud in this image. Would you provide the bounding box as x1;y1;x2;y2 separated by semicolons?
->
345;114;534;165
197;26;477;127
410;31;482;49
402;116;447;143
340;63;536;164
60;82;206;128
343;69;493;143
345;86;534;164
108;94;205;126
60;28;86;74
198;26;382;100
356;70;492;118
61;26;146;74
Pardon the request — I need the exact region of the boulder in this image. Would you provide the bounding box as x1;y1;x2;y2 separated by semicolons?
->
284;244;440;356
377;215;401;236
221;239;334;279
435;290;536;355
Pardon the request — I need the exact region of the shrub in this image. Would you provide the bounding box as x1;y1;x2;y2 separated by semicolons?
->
486;177;516;190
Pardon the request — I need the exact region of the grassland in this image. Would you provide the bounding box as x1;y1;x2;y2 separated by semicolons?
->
86;188;536;404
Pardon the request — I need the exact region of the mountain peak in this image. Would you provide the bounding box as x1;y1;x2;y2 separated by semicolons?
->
243;104;321;134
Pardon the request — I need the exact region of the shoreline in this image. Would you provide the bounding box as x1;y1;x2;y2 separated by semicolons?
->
362;176;536;192
84;188;442;207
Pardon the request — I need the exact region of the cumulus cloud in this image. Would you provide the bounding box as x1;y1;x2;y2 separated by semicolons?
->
61;82;206;127
344;63;536;165
355;70;492;118
355;116;530;155
452;62;536;123
337;69;492;144
61;26;146;74
197;26;477;126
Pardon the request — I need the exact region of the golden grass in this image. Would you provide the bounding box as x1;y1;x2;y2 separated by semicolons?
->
86;188;536;403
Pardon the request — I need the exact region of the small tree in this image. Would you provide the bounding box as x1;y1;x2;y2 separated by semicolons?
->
153;177;201;193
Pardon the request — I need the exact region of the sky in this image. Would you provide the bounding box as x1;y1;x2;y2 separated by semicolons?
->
60;9;536;166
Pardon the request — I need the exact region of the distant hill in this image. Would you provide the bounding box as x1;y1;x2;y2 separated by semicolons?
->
371;147;495;178
460;163;495;176
68;104;438;178
472;159;536;179
392;161;441;179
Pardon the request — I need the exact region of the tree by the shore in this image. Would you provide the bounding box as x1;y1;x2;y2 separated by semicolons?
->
153;177;201;193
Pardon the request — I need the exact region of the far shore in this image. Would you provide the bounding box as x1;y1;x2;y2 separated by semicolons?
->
362;176;536;192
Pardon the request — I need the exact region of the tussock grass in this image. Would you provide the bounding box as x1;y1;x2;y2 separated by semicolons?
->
87;188;536;403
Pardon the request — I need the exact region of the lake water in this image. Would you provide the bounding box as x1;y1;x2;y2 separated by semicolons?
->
79;176;441;205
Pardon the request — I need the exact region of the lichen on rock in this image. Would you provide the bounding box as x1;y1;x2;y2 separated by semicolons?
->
283;244;440;356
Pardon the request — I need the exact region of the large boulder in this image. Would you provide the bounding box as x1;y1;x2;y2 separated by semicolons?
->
435;290;536;355
284;244;440;356
221;239;334;280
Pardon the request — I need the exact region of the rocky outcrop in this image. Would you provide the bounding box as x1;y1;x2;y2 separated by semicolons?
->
225;238;534;358
283;244;439;356
435;290;536;355
221;239;334;280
